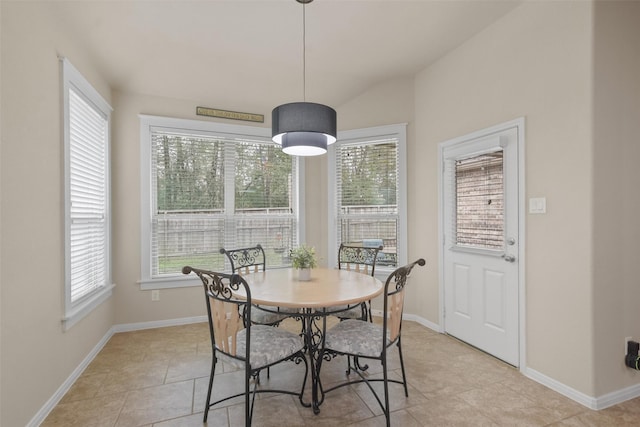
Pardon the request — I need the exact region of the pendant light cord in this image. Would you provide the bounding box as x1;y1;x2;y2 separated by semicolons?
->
302;3;306;102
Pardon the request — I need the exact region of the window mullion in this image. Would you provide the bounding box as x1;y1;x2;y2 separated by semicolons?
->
224;140;237;259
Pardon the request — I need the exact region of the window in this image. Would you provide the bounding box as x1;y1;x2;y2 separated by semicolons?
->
62;58;113;330
329;124;407;273
140;116;301;289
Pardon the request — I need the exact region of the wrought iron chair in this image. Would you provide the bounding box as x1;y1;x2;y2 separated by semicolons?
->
220;244;296;326
334;243;383;321
183;266;309;426
324;244;382;373
317;258;426;427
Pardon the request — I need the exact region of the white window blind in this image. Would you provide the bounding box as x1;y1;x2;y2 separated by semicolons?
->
63;57;113;329
69;88;109;300
336;137;400;267
143;117;299;285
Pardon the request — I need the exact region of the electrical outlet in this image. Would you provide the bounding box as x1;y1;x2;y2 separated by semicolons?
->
626;336;633;353
151;290;160;301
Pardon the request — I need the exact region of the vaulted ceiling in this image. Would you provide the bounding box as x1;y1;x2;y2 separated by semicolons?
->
50;0;520;112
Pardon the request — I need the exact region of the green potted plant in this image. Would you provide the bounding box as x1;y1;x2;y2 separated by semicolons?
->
290;245;317;281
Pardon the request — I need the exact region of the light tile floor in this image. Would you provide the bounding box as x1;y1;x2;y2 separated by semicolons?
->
42;319;640;426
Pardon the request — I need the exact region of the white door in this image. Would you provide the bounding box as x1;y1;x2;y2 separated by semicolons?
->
441;121;521;366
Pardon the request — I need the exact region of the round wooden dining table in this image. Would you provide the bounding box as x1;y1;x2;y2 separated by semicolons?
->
237;267;384;309
238;267;384;414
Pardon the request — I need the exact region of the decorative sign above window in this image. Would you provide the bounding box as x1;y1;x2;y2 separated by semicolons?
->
196;106;264;123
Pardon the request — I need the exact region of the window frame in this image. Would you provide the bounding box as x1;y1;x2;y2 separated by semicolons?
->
62;57;114;330
443;139;506;258
139;115;304;289
328;123;407;278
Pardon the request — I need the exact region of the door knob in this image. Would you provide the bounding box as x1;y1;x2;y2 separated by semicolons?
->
503;255;516;263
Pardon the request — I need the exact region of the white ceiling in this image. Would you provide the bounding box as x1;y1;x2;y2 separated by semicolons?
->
51;0;520;113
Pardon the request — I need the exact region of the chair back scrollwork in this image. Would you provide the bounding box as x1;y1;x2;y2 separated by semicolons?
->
220;244;295;327
220;244;266;275
338;243;383;276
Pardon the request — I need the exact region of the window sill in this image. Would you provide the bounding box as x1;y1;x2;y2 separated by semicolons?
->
138;276;201;291
63;283;115;331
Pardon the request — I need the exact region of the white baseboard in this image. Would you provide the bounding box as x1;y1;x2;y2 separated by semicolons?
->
113;315;207;333
370;309;443;333
524;367;640;410
29;316;208;426
593;382;640;410
524;367;599;409
402;312;444;333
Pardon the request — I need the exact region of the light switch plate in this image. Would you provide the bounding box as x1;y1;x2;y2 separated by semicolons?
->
529;197;546;214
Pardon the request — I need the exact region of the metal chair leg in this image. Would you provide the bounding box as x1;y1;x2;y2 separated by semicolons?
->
203;358;216;422
397;338;409;397
382;357;391;427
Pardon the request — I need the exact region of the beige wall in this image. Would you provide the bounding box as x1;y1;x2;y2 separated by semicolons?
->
592;1;640;396
0;3;115;426
413;1;596;394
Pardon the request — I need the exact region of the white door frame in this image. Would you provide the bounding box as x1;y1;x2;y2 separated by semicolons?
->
438;117;526;371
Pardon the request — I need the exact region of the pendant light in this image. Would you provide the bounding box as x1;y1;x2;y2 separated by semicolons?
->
272;0;337;156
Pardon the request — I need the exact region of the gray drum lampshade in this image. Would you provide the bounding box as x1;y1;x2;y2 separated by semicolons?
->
272;102;337;156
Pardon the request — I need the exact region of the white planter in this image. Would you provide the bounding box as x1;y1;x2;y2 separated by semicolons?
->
297;268;311;281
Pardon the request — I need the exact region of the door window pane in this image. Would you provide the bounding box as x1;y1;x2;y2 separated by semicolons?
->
455;151;504;249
